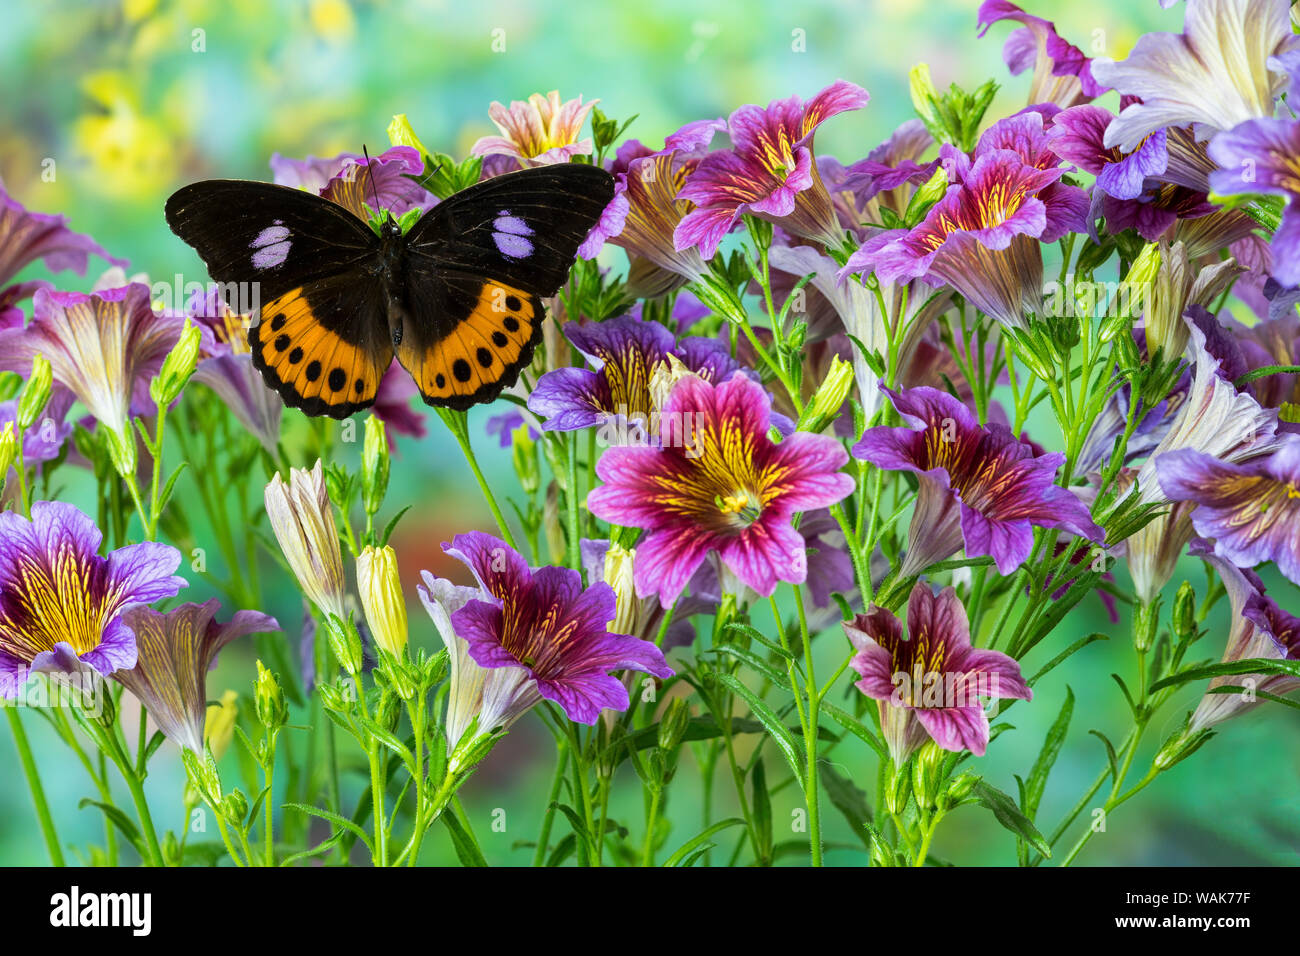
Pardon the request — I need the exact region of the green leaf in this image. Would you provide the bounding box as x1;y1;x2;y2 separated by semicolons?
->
712;643;795;688
442;811;488;867
355;716;418;778
1206;684;1300;712
1027;634;1107;687
549;802;597;864
662;818;747;867
545;833;577;867
279;830;344;867
157;461;189;513
751;758;773;861
819;762;873;850
282;802;374;856
1150;657;1300;692
820;701;888;761
1023;686;1074;820
380;505;413;547
78;798;144;855
721;622;796;661
1088;729;1119;784
716;674;804;780
972;781;1051;858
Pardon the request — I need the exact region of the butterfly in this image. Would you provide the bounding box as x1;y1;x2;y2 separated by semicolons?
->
165;161;614;417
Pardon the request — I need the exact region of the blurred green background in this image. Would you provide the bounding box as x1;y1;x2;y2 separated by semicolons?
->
3;0;1298;867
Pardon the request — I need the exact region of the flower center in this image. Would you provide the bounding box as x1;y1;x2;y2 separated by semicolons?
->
716;488;762;527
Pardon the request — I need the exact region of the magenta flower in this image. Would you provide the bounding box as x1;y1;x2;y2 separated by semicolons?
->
438;531;672;725
1046;104;1168;201
0;185;125;326
0;502;186;697
271;145;434;218
839;120;939;223
1092;0;1298;153
527;314;749;432
587;372;855;605
1208;117;1300;286
1156;434;1300;586
470;91;598;168
845;583;1031;761
976;0;1107;107
114;600;279;753
674;80;870;258
1185;547;1300;733
853;386;1103;577
371;361;428;446
578;120;724;291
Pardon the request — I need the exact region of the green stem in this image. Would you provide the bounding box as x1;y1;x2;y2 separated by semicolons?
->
793;587;823;866
532;741;569;867
641;787;662;867
7;708;64;866
439;408;518;549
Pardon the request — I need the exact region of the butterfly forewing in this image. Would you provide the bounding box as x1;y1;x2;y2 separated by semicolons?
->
396;164;615;408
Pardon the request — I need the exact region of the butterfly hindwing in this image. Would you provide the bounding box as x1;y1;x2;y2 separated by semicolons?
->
249;274;394;419
394;271;542;410
395;164;614;408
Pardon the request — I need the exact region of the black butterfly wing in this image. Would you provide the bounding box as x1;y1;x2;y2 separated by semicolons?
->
393;164;615;409
165;180;394;418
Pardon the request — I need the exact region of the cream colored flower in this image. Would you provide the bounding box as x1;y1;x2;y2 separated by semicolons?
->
263;460;346;621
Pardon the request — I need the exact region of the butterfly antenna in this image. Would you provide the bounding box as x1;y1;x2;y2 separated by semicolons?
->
362;144;388;222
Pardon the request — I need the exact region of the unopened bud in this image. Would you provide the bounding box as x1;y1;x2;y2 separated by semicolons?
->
356;546;408;659
16;354;52;430
361;415;389;517
1171;582;1197;644
254;660;288;732
798;355;855;434
657;698;691;752
151;319;201;407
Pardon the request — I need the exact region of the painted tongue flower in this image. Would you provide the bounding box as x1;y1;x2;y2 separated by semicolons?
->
1156;433;1300;585
470;91;598;168
0;283;184;467
263;461;347;623
0;502;186;697
845;582;1031;761
1046;104;1168;201
1209;117;1300;286
271;145;434;218
113;600;279;753
1092;0;1299;154
587;371;855;605
675;80;870;258
976;0;1107;107
0;185;125;325
526;314;748;433
578;120;724;292
185;287;282;454
1183;547;1300;733
836;119;939;230
853;386;1103;577
432;531;672;728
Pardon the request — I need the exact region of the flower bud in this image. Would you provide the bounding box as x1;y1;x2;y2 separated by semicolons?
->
150;319;201;408
649;353;696;414
1154;723;1214;771
1134;598;1161;653
204;689;239;760
903;165;948;226
181;748;222;802
356;545;408;659
16;354;52;431
325;615;365;677
798;355;856;434
361;415;389;517
221;789;249;829
909;63;941;132
386;113;432;158
945;771;979;805
602;543;640;636
511;423;540;495
106;425;137;479
911;742;944;811
1171;581;1197;644
0;422;17;481
377;686;402;733
254;660;288;732
657;697;692;752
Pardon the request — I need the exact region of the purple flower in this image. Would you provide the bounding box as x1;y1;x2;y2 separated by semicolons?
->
271;145;434;219
1157;434;1300;585
1046;104;1168;200
587;372;855;605
0;284;184;452
675;80;870;258
371;361;428;447
0;185;125;325
579;121;724;292
1101;182;1216;242
842;142;1085;329
1232;310;1300;409
527;314;748;432
853;386;1103;577
0;502;186;697
438;531;673;725
839;119;940;221
1092;0;1299;153
185;287;282;454
114;600;279;753
485;408;537;448
977;0;1107;107
845;583;1031;761
1184;547;1300;733
1209;117;1300;286
579;539;703;651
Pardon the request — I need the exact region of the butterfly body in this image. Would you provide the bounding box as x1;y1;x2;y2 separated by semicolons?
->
166;163;614;416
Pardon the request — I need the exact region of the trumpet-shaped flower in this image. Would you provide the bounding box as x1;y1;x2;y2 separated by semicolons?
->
845;583;1031;761
853;386;1103;577
527;314;748;432
470;91;598;167
431;532;672;728
1092;0;1299;153
0;502;185;697
271;145;434;218
1208;117;1300;286
1157;434;1300;585
263;461;347;622
977;0;1107;107
114;600;279;753
1046;104;1168;201
588;372;855;605
675;81;869;257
